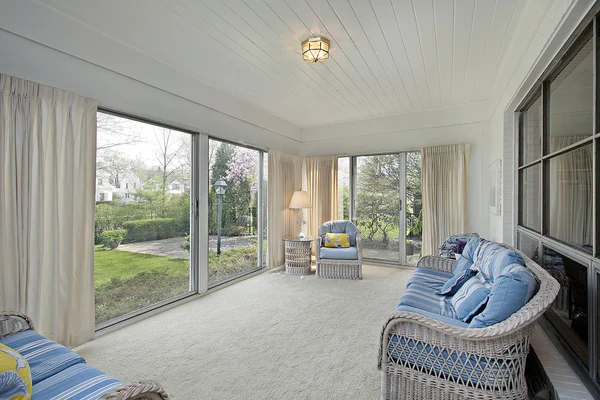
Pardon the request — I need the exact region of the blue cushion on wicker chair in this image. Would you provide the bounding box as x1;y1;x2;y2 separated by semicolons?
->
320;247;358;260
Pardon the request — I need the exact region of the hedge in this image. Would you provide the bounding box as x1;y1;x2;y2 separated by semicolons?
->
122;218;179;243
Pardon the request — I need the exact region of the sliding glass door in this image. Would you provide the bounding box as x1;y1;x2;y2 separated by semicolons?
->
355;154;401;263
208;139;264;287
346;152;422;266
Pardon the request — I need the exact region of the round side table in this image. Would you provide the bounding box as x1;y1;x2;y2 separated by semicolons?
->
283;236;314;275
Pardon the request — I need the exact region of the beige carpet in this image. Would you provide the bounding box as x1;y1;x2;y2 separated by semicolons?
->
77;264;412;400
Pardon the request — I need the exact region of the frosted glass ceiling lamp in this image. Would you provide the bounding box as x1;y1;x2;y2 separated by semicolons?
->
289;190;311;238
302;37;330;63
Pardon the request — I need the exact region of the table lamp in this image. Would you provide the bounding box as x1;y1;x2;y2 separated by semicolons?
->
289;190;311;238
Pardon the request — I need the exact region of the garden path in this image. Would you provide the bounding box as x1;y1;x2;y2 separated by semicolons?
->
116;235;257;259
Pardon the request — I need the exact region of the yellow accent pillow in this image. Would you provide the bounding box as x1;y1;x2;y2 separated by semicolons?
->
0;343;32;400
324;233;350;248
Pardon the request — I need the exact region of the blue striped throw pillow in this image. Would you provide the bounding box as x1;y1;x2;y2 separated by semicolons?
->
438;269;476;296
449;276;490;322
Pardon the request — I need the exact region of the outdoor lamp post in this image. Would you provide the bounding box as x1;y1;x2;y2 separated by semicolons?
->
214;178;228;255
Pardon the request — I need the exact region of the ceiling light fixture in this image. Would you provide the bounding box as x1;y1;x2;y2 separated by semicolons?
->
301;37;330;63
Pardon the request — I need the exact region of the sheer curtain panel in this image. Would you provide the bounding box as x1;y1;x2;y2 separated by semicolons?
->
421;144;470;256
267;150;302;268
305;155;338;242
0;74;98;346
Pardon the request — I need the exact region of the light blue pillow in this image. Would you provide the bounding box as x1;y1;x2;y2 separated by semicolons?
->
438;269;476;296
469;264;538;328
449;277;490;322
452;237;482;274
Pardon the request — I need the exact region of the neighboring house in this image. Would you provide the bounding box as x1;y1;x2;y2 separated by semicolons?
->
168;180;184;194
95;172;186;203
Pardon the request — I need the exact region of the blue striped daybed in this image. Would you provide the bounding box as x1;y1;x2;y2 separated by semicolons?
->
0;313;167;400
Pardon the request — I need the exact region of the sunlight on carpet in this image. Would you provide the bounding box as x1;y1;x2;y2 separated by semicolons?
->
76;264;412;400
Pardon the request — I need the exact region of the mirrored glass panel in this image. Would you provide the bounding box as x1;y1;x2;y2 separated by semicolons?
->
547;145;593;251
518;164;541;232
539;249;589;365
520;95;542;165
549;37;593;153
517;232;538;259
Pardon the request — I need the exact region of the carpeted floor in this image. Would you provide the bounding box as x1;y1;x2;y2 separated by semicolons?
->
77;264;412;400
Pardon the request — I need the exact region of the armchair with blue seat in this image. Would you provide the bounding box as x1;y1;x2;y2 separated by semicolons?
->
315;220;363;279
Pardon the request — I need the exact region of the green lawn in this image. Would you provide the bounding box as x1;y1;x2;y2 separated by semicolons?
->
94;245;188;288
94;245;258;325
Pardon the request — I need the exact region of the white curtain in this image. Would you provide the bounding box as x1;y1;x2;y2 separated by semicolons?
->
421;144;470;256
305;155;338;247
267;150;302;268
0;74;98;347
549;136;593;245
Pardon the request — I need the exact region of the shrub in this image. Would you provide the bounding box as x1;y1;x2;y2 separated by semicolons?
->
100;229;127;249
122;218;179;243
181;234;190;252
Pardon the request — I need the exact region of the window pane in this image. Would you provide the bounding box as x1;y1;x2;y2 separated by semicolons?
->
520;95;541;165
262;155;268;267
405;152;422;266
208;140;260;286
549;38;593;153
355;154;400;263
95;112;192;325
539;249;588;366
338;157;350;220
518;164;541;232
517;232;538;259
547;145;593;250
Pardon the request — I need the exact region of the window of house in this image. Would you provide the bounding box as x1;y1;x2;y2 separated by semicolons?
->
516;21;598;385
98;178;103;186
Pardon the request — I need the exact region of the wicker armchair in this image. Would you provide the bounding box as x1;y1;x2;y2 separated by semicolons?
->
315;220;363;279
0;312;168;400
378;248;560;400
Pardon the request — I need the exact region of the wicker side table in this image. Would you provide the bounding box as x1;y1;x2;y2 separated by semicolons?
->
283;236;314;275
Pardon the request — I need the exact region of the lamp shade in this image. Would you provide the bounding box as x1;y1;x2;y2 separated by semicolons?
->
289;190;311;209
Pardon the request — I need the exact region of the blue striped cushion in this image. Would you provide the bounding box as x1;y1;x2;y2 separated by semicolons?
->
32;363;122;400
394;305;468;328
398;284;456;318
0;330;85;384
449;277;490;322
452;237;482;274
470;264;538;328
438;269;476;296
388;335;508;388
471;245;524;281
406;268;453;291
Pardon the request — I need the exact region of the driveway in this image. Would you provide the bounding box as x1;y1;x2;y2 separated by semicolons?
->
117;235;257;259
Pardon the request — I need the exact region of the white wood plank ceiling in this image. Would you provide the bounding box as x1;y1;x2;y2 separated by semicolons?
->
38;0;522;127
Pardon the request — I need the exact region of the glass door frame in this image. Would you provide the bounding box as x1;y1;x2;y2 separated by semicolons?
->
349;152;414;266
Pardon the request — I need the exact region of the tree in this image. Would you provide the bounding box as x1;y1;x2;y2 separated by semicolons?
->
100;152;129;189
153;127;187;216
97;112;141;153
355;155;400;243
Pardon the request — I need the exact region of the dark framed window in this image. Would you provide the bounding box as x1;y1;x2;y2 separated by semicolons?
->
516;14;600;389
